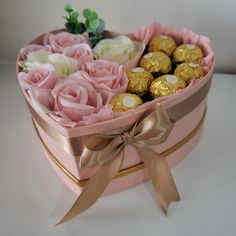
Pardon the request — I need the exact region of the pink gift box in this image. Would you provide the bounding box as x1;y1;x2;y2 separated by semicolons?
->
31;73;212;196
16;23;215;212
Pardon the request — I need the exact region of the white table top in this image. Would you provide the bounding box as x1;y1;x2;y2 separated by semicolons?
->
0;63;235;236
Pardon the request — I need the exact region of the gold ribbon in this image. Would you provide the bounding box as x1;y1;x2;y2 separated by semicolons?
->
56;103;180;225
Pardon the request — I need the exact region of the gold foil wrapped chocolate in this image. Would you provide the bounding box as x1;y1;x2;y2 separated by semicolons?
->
173;44;204;64
139;52;172;76
150;74;186;98
109;93;143;112
126;67;154;96
174;63;204;83
148;35;177;57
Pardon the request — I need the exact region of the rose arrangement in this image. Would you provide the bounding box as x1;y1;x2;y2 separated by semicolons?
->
17;4;146;127
18;31;133;127
17;4;214;128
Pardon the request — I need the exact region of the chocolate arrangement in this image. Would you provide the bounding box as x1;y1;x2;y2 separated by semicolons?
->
110;35;204;112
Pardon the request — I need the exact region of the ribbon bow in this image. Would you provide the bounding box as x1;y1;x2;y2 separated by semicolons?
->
56;103;180;225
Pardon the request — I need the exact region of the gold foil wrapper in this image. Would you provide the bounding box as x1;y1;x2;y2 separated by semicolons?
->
150;74;186;98
109;93;143;112
173;44;204;64
174;63;204;83
139;51;172;76
148;35;177;57
126;67;154;96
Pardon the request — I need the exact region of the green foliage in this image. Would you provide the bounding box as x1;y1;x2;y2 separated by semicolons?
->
87;19;100;32
82;8;92;19
74;22;86;34
97;19;105;33
63;3;105;46
64;3;73;13
65;22;76;32
69;11;79;22
88;32;105;45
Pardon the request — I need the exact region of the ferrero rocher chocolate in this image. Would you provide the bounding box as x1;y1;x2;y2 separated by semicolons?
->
109;93;143;112
126;67;154;96
150;74;186;98
173;44;204;64
148;35;177;57
139;51;172;76
174;63;204;83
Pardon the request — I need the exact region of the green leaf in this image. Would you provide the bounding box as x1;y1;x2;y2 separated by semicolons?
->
75;22;86;34
86;27;94;33
64;3;73;13
96;18;105;33
90;11;98;20
87;19;100;33
70;11;79;21
89;32;104;46
89;33;104;41
89;19;100;30
85;19;90;28
65;22;76;33
90;19;100;30
82;8;92;19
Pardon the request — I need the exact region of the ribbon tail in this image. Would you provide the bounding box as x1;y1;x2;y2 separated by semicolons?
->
135;145;180;215
55;149;124;226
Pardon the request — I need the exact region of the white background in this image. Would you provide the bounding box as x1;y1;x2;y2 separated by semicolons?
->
0;0;236;72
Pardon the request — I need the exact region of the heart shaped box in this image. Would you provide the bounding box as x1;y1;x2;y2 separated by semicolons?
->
16;24;215;197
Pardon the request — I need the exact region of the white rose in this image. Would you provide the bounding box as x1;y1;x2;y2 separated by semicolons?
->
47;54;75;77
18;50;51;71
18;50;75;77
92;35;140;65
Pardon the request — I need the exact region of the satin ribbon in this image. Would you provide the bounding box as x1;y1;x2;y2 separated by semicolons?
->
56;103;180;225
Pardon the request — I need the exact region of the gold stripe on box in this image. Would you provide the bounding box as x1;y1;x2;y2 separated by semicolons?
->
33;108;207;187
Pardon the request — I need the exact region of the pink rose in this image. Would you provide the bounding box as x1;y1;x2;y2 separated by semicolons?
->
44;32;90;53
19;44;51;60
63;43;94;70
51;72;112;126
28;88;53;113
81;59;128;102
18;64;59;90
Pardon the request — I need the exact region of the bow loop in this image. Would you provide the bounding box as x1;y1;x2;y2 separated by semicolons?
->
79;135;124;168
134;104;174;145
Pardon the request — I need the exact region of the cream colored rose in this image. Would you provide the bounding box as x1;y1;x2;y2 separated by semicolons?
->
18;50;75;77
47;54;75;76
18;50;51;71
92;35;140;65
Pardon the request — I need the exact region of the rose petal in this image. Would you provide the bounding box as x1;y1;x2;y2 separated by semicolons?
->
44;32;90;53
28;88;52;113
18;64;58;90
19;44;51;60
